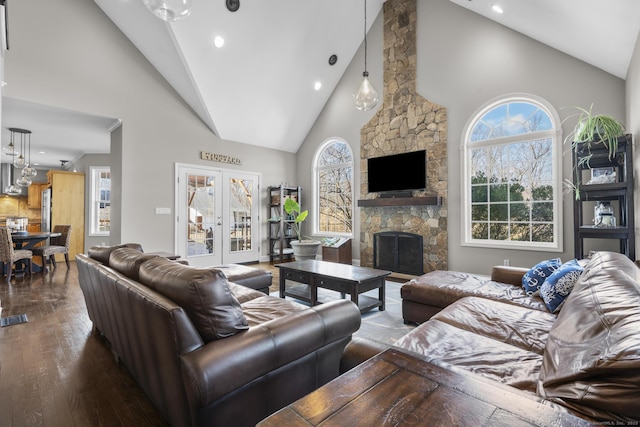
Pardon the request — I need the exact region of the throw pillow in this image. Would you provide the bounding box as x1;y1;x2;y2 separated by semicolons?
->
521;258;561;296
138;258;248;342
539;259;584;313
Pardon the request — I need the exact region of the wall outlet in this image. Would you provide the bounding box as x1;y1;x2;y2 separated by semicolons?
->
503;259;510;266
155;207;171;215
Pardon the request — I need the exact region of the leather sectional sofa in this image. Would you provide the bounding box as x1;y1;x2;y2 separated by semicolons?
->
76;245;361;427
351;251;640;423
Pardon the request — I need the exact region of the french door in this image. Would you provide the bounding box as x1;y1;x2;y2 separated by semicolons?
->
175;164;260;266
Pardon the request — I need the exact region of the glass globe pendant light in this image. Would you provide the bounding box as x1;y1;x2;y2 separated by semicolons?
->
13;130;27;169
353;0;379;111
4;164;22;195
16;174;31;187
142;0;191;22
4;130;17;157
21;131;38;179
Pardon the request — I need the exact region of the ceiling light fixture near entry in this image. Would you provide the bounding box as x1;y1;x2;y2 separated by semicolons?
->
214;36;225;48
142;0;191;22
492;4;504;14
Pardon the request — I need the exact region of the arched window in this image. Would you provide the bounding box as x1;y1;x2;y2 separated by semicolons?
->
313;139;354;236
462;95;562;251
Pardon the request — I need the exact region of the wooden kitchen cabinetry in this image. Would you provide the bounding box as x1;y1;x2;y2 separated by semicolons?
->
27;183;46;209
47;170;85;260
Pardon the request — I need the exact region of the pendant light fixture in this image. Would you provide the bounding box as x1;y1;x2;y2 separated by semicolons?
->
142;0;191;22
12;128;27;169
21;130;38;179
4;164;21;195
7;128;34;187
4;130;17;157
353;0;379;111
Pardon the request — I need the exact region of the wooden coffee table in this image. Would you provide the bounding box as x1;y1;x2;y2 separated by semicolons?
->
275;260;391;313
257;348;594;427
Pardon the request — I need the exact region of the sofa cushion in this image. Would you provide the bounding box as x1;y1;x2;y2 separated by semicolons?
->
394;316;543;393
521;258;561;295
401;270;548;313
538;251;640;421
139;257;248;342
539;259;583;313
241;296;308;327
109;247;161;281
87;243;145;266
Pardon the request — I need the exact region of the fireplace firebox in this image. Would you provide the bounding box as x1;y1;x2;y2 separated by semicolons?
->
373;231;423;275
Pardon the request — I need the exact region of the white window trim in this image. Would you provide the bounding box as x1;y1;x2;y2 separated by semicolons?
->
89;166;110;237
461;93;563;252
312;138;354;238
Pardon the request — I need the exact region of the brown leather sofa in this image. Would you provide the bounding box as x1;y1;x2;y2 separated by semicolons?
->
352;251;640;423
76;245;361;427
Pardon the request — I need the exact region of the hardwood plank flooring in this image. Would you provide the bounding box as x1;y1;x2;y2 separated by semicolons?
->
0;263;167;426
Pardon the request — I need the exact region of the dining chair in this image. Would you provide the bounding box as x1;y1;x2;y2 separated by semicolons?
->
0;227;33;282
33;225;72;271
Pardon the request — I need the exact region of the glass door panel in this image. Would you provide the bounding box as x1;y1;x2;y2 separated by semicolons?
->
224;172;260;264
177;166;222;266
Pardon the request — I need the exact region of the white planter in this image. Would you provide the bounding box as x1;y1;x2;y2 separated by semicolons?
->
290;240;321;261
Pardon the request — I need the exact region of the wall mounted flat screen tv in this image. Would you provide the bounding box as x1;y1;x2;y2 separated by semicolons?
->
367;150;426;193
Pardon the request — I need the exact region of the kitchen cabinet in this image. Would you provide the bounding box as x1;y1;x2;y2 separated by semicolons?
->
27;183;46;209
47;170;85;260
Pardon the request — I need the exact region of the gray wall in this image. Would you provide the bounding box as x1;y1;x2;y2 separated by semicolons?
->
297;0;626;273
627;30;640;255
5;0;295;257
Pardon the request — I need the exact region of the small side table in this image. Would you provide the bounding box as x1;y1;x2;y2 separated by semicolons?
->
321;238;352;264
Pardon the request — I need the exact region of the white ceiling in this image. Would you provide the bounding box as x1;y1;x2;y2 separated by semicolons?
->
2;0;639;166
1;97;120;169
450;0;640;80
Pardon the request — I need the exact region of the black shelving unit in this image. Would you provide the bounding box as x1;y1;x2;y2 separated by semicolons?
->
268;185;301;262
572;134;634;260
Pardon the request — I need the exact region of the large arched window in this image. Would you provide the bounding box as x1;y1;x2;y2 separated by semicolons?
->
313;139;353;236
462;94;562;251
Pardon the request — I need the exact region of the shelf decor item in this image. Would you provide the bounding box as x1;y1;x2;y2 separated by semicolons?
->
588;167;615;184
593;202;615;228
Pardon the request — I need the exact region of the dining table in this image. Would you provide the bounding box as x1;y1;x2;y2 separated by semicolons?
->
11;231;62;273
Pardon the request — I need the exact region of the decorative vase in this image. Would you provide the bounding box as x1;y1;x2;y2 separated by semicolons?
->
290;240;321;261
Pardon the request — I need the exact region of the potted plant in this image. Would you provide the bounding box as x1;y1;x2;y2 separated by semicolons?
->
564;105;626;161
562;105;627;200
284;197;320;260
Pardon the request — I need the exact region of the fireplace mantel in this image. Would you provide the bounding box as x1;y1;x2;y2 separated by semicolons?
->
357;196;443;207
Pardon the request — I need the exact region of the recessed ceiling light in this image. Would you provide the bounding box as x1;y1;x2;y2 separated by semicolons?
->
492;4;504;14
214;36;225;48
314;81;322;91
38;151;46;154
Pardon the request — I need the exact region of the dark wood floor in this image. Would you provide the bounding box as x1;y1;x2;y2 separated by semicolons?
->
0;263;167;426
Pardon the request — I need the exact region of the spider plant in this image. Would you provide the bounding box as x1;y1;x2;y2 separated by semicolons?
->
563;105;625;160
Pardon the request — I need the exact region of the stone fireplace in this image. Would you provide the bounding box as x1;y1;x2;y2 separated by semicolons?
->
359;0;448;273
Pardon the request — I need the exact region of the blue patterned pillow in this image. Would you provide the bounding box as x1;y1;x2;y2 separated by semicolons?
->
539;259;584;313
522;258;561;296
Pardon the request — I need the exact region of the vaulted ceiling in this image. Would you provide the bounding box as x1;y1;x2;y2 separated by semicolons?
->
3;0;639;168
93;0;640;153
